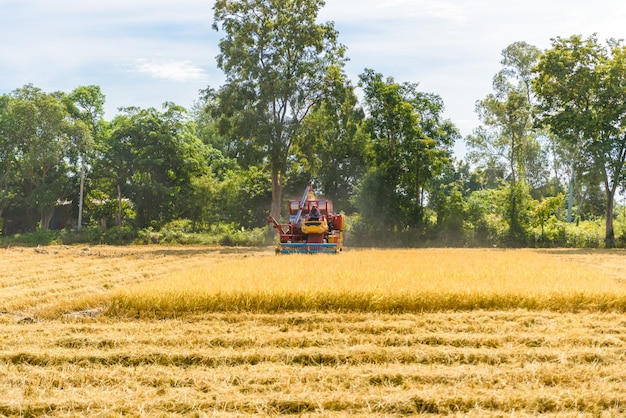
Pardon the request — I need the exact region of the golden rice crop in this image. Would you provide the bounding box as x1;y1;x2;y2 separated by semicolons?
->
107;248;626;316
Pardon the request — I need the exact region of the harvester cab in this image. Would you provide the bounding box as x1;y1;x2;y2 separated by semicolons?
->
268;185;344;254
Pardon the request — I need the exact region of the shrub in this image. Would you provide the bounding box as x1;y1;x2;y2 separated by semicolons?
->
8;230;60;246
59;227;104;244
102;226;138;245
162;219;194;233
219;226;267;246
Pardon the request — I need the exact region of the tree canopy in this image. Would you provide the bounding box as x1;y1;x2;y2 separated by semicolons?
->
533;34;626;247
3;11;626;249
212;0;347;220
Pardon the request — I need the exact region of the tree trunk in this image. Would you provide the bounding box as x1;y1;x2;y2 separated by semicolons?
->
116;183;122;227
567;173;574;223
270;168;283;221
77;153;86;230
605;187;616;248
25;207;35;232
41;207;53;231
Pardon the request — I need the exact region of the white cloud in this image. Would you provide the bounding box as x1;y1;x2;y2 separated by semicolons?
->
5;0;214;26
125;59;210;82
377;0;467;22
321;0;467;23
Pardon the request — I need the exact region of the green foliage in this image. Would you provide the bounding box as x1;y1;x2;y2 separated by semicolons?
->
530;193;565;243
131;222;266;246
352;169;401;236
218;226;267;246
162;219;194;233
5;32;626;250
467;41;541;186
136;227;193;245
533;35;626;247
466;42;543;246
213;0;347;219
106;104;209;228
464;189;508;246
219;167;272;228
428;160;480;245
355;69;454;232
98;226;140;245
503;182;532;245
0;85;87;231
296;69;368;213
185;166;271;231
435;187;469;245
0;226;139;246
527;219;602;248
4;230;60;246
84;188;135;228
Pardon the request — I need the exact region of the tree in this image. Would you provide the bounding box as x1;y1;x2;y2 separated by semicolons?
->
219;166;272;228
95;114;134;227
196;88;255;166
533;35;626;247
3;85;81;230
357;69;452;233
212;0;346;220
466;42;542;243
0;94;18;220
470;42;543;184
428;164;466;245
297;68;368;212
64;86;106;230
107;104;208;228
531;193;565;242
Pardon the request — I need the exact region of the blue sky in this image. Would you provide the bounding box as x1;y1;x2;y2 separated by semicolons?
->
2;0;626;158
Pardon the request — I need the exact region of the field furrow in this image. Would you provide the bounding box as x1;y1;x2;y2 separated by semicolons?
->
1;312;626;416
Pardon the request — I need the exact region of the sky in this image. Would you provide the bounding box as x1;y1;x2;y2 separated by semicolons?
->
2;0;626;158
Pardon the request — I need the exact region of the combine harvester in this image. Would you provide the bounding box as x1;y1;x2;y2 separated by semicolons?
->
268;185;344;254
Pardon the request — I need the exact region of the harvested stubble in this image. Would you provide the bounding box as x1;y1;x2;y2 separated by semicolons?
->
2;312;626;416
1;245;626;416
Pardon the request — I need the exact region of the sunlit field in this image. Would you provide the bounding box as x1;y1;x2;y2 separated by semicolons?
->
108;248;626;316
2;245;626;416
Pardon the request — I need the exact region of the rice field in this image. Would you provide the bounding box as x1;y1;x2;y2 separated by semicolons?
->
1;245;626;416
108;247;626;316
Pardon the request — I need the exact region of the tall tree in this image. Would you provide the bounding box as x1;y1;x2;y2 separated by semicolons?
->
357;69;452;232
533;35;626;247
3;85;81;230
0;94;17;219
297;68;368;212
96;113;134;227
466;42;542;242
212;0;346;220
64;85;106;229
469;42;542;183
108;104;207;228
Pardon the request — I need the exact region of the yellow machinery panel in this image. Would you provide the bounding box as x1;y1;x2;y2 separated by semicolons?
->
301;219;328;235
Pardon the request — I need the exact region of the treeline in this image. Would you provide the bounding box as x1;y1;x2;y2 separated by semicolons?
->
1;2;625;248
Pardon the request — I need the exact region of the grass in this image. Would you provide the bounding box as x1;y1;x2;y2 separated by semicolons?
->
2;245;626;416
